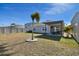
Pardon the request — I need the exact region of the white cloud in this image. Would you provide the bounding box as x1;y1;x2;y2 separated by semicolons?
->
45;3;74;15
2;6;15;10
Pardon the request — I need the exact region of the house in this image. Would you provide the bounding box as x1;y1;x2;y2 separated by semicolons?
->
25;23;46;33
71;12;79;43
25;20;64;36
0;26;11;34
10;23;26;33
0;23;26;34
43;20;64;36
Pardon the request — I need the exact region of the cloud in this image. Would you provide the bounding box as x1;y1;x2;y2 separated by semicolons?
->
45;3;74;15
2;6;15;10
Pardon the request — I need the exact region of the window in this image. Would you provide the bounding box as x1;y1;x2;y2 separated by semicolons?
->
33;28;36;31
42;27;47;31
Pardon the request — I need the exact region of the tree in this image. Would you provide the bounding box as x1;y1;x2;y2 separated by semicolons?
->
31;12;40;40
64;25;72;33
64;25;72;38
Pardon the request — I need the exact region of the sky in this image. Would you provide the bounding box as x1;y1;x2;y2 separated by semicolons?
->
0;3;79;26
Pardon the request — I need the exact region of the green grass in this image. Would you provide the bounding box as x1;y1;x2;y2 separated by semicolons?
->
60;37;79;47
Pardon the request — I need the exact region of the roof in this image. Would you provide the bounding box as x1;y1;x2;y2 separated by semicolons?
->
43;20;64;25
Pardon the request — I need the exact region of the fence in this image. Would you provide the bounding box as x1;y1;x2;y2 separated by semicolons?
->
0;25;26;34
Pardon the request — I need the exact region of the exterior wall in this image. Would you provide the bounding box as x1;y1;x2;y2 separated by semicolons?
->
44;22;64;35
71;12;79;42
46;25;50;33
33;24;50;33
25;23;51;34
25;23;32;31
25;21;64;35
4;27;11;34
0;21;64;34
0;25;26;34
0;27;10;34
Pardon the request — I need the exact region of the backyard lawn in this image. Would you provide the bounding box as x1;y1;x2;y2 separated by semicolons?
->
0;33;79;56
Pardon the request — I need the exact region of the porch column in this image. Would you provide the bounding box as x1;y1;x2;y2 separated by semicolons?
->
48;25;50;34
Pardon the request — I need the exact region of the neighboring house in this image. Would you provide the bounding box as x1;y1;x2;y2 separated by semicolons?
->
25;20;64;36
0;23;26;34
25;23;32;32
0;26;11;34
10;23;26;33
71;12;79;43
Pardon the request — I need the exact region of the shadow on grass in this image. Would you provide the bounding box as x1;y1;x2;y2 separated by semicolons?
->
35;34;62;41
0;43;17;56
0;52;17;56
6;41;26;47
71;35;79;44
63;37;73;39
